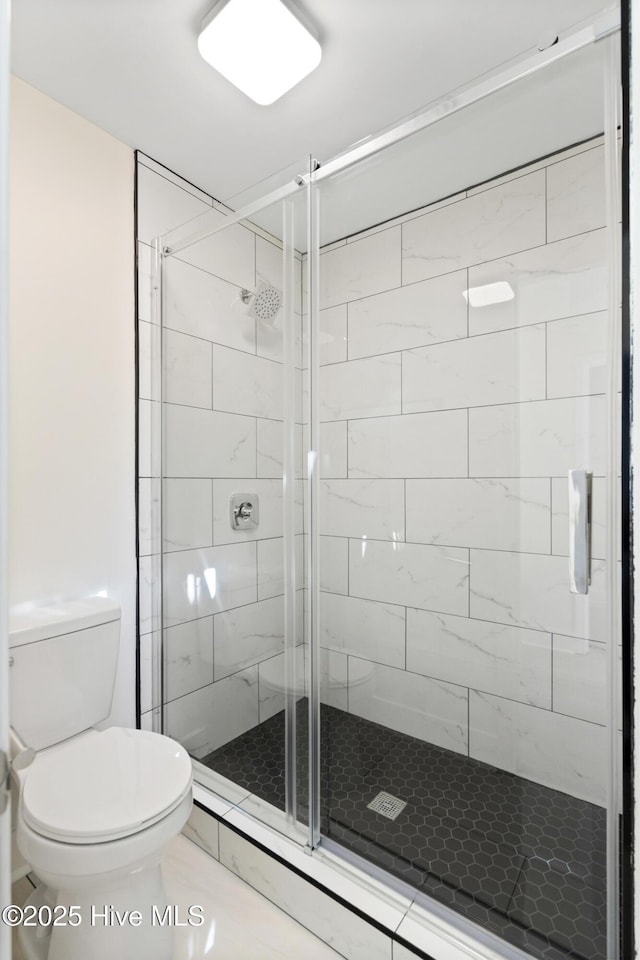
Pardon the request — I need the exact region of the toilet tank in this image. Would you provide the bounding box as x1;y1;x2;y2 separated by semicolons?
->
9;597;121;751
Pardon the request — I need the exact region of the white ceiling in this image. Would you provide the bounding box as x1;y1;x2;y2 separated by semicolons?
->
10;0;613;209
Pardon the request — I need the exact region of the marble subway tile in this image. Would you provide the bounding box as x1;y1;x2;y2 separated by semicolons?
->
164;616;214;701
256;234;302;315
319;420;348;478
348;410;467;479
467;228;606;336
320;592;405;668
402;170;545;284
138;477;160;557
139;630;157;714
212;478;287;545
256;535;304;600
320;479;405;541
406;478;551;553
177;217;255;292
163;542;257;626
214;596;284;680
551;476;606;560
552;635;607;725
165;666;259;757
319;647;348;710
138;320;159;401
469;690;607;805
257;418;284;479
402;324;546;412
319;226;401;309
546;311;606;399
468;396;607;478
319;536;349;595
164;256;256;353
212;345;282;420
164;405;256;478
136;164;212;244
349;658;468;754
164;479;213;552
469;548;606;642
319;304;348;365
349;539;469;616
546;146;606;242
258;646;306;722
406;609;551;708
347;270;467;360
320;354;401;421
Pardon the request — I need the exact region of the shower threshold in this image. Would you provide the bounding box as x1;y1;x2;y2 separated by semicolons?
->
202;700;606;960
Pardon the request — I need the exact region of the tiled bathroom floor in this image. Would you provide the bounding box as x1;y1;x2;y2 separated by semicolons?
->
203;701;607;960
11;835;343;960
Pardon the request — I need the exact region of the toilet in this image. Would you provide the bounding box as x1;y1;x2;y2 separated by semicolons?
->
9;597;193;960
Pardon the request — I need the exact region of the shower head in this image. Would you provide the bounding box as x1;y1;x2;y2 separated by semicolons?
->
240;281;282;324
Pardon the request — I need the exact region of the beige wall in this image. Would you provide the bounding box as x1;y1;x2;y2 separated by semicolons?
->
9;76;136;727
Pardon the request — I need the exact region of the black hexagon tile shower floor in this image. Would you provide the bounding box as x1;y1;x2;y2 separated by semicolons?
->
203;701;606;960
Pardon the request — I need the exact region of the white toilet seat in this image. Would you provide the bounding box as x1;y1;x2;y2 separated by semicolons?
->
22;727;192;843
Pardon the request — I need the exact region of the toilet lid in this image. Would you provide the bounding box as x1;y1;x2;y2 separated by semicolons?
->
22;727;192;843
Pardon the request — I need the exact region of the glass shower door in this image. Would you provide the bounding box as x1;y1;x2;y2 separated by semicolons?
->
312;38;621;960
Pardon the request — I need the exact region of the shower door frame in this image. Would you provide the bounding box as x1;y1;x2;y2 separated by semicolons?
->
155;9;631;958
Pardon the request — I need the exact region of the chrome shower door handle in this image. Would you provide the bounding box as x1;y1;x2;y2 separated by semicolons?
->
568;469;592;595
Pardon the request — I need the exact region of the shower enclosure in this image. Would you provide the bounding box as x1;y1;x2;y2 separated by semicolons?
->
141;15;625;960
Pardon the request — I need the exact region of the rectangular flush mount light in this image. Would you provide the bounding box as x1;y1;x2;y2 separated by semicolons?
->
198;0;322;105
463;281;515;308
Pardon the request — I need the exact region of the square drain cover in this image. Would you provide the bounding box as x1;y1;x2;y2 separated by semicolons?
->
367;791;407;820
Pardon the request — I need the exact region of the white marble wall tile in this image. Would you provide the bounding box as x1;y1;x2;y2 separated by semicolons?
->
546;311;606;399
468;690;606;804
349;658;468;754
257;310;303;366
164;329;212;408
218;825;393;960
320;479;405;541
139;630;157;714
212;345;282;420
136;164;212;244
182;803;220;860
348;270;468;360
469;549;606;642
402;170;545;285
320;592;405;668
319;421;348;478
406;478;550;553
468;396;607;478
257;537;283;600
164;405;256;478
320;355;401;421
257;418;284;478
163;542;257;626
553;635;607;726
165;666;259;757
137;242;152;323
467;228;606;336
138;320;159;400
165;616;214;701
138;477;160;557
319;648;348;710
212;478;287;545
319;305;348;365
164;256;256;353
138;399;154;477
547;146;606;242
164;478;213;552
319;226;401;309
406;609;551;708
138;552;160;635
551;476;606;560
177;217;255;292
255;234;302;316
214;597;284;680
348;410;468;479
319;536;349;595
258;645;306;722
403;324;546;413
350;539;469;616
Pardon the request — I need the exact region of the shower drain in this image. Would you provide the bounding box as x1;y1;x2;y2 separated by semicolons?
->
367;791;407;820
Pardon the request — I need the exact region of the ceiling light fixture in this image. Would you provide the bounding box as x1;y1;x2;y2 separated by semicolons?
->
463;282;515;308
198;0;322;106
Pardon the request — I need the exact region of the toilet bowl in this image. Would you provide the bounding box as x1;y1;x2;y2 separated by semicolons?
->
9;598;193;960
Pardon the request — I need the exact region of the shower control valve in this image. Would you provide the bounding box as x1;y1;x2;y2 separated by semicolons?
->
230;493;260;530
